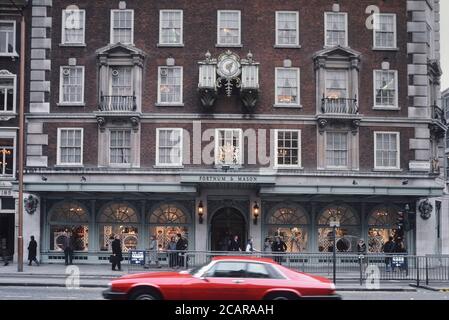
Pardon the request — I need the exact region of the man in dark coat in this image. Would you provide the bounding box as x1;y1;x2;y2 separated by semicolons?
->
176;233;188;268
382;236;396;272
1;238;9;266
271;237;287;264
228;235;241;251
27;236;39;266
111;235;123;271
63;230;74;266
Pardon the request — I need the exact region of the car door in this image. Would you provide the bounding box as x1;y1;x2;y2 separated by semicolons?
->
182;261;248;300
244;262;288;300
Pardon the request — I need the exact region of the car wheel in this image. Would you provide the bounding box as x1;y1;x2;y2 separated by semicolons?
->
265;292;299;300
129;289;161;301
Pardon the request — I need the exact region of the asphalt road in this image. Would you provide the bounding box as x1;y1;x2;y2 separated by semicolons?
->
1;286;449;300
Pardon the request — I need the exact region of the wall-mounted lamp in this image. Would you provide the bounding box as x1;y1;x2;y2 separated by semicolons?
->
253;202;260;225
198;201;204;224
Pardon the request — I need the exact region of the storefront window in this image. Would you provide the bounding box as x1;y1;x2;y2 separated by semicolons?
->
317;205;360;253
266;207;308;252
368;205;401;253
48;201;89;251
148;204;191;250
98;203;139;252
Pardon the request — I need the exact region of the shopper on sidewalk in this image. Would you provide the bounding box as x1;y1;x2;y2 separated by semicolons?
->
63;230;74;266
111;235;123;271
27;236;39;266
176;233;188;268
382;236;396;272
1;238;9;266
148;235;160;268
167;236;177;268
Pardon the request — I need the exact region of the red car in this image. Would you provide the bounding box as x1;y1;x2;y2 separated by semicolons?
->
103;256;340;300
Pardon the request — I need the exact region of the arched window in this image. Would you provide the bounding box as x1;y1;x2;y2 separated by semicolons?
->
368;205;402;253
265;206;309;253
147;204;191;250
48;201;89;252
98;202;139;252
317;205;360;253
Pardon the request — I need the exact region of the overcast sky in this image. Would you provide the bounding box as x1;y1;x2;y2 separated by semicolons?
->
441;1;449;90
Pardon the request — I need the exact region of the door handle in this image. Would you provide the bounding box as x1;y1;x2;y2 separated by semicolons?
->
232;280;245;284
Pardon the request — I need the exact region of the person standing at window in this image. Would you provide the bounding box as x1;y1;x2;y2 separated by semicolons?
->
27;236;39;266
63;230;74;266
228;235;241;251
111;235;122;271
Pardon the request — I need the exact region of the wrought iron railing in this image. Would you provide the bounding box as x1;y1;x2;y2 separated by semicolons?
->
432;105;447;125
321;97;358;115
98;92;137;112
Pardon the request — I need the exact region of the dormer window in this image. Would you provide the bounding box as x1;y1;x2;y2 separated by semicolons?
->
324;12;347;47
110;9;134;44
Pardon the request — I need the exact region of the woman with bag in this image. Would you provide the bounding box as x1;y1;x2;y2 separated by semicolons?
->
111;235;123;271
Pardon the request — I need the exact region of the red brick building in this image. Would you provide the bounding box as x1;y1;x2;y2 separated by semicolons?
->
16;0;446;263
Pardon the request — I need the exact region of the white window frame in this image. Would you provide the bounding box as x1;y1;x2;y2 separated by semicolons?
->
373;69;398;109
156;128;183;167
372;13;397;50
158;10;183;46
0;132;16;179
215;129;243;166
157;66;183;106
108;129;132;167
59;66;85;105
274;129;302;168
324;12;348;47
374;131;400;170
0;72;16;113
275;11;300;47
0;20;17;56
57;128;84;166
61;9;86;45
110;9;134;45
325;131;349;169
217;10;241;47
274;67;301;107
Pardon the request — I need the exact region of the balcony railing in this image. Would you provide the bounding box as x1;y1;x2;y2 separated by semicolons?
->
432;105;447;125
321;97;358;115
98;93;137;112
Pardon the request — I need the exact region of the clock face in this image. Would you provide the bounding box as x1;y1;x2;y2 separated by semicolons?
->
217;57;241;78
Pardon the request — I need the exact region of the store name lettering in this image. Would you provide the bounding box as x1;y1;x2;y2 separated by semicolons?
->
199;176;258;183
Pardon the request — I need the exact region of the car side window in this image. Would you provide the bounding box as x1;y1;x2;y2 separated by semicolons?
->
246;263;271;279
208;262;247;278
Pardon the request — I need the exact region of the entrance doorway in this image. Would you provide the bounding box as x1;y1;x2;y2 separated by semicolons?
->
0;213;14;257
210;207;246;251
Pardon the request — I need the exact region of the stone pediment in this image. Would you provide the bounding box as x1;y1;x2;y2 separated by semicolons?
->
96;43;147;58
313;45;361;60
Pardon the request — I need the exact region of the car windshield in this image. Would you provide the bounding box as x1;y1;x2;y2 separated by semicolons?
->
186;264;208;275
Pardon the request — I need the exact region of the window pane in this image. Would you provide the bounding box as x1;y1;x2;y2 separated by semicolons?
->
277;130;300;166
374;14;395;48
161;11;182;44
63;10;85;43
0;22;14;53
217;129;241;165
62;67;83;103
376;133;398;168
110;130;131;164
277;12;298;45
326;13;346;46
219;11;240;45
158;129;181;165
375;71;396;107
277;69;298;104
159;67;182;103
326;132;348;167
112;10;133;44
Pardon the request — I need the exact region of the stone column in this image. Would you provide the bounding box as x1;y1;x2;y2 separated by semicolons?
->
415;198;437;255
249;195;262;251
194;194;208;251
21;193;42;263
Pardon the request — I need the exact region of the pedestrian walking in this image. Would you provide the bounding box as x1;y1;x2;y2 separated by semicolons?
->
228;235;241;252
148;235;160;268
1;238;9;266
382;236;396;272
167;236;177;268
63;230;74;265
111;235;123;271
176;233;188;268
272;236;287;264
27;236;39;266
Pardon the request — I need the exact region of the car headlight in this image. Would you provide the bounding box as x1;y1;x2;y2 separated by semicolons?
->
330;283;336;291
107;282;112;289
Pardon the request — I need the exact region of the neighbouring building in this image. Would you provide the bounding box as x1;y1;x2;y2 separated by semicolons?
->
0;0;28;262
14;0;447;263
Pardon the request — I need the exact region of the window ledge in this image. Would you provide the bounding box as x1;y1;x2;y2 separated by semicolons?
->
372;47;399;51
215;44;243;48
59;43;87;48
0;113;17;120
274;166;304;170
274;44;301;49
0;52;19;58
273;104;303;109
54;164;84;168
57;102;86;107
157;43;184;48
155;103;184;107
153;165;184;169
373;106;400;111
373;168;402;172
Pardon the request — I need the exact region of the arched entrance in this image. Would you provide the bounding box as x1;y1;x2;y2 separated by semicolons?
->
210;207;246;251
